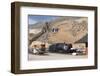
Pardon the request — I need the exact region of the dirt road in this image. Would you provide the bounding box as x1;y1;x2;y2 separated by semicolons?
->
28;53;87;61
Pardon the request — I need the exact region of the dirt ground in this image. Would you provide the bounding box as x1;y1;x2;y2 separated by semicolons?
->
28;52;87;61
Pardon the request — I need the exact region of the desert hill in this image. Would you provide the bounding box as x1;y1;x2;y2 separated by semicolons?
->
28;17;88;45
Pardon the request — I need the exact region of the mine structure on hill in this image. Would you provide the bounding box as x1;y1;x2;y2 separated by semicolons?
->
28;17;88;45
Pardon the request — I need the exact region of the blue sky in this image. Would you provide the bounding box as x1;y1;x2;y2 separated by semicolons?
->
28;15;59;25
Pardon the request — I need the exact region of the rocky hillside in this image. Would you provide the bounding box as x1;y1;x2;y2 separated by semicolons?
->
48;17;88;43
28;17;88;45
